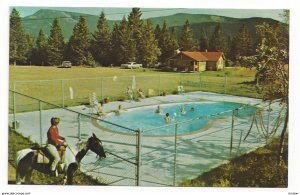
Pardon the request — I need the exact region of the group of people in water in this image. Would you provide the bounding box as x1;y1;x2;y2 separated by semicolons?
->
155;105;195;123
95;86;194;124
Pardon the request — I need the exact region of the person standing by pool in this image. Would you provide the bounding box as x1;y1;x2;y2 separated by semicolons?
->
126;86;133;102
164;113;172;123
115;105;125;116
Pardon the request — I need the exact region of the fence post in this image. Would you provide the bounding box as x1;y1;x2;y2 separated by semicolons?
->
224;73;228;94
173;123;178;186
199;72;202;89
266;102;271;143
158;75;161;96
77;113;81;141
236;130;243;156
39;101;43;145
101;77;104;101
136;128;142;186
61;79;65;108
13;82;17;130
229;109;236;157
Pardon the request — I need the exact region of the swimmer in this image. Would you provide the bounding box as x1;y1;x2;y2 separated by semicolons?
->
164;113;172;123
155;105;163;114
190;107;195;112
180;106;186;115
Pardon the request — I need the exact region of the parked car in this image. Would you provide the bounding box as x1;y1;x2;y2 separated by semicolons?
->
120;62;142;69
58;61;72;68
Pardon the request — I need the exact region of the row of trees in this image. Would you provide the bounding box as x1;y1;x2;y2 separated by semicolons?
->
10;8;258;67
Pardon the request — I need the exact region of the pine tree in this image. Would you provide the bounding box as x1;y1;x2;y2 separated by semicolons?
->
158;21;179;63
209;23;227;52
9;8;29;65
91;11;111;66
47;18;65;65
128;8;143;62
179;20;197;51
199;28;209;51
154;24;161;41
231;24;253;60
111;17;135;64
138;20;161;67
31;29;48;65
67;16;94;66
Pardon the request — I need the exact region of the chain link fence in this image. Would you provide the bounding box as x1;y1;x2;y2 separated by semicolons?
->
8;75;286;186
9;90;140;186
9;73;258;112
138;101;286;186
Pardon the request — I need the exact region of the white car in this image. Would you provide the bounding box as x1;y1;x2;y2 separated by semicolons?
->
58;61;72;68
121;62;142;69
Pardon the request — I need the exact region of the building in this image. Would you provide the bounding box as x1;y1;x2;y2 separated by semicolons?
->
168;51;225;72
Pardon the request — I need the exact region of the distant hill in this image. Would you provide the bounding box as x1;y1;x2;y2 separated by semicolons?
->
21;9;279;41
22;9;114;40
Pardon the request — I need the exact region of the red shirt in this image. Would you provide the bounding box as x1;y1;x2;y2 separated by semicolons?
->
47;126;64;146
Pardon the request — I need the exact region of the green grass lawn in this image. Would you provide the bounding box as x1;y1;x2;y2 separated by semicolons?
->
9;66;258;112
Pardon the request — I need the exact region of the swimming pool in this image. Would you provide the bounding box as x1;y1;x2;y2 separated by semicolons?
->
98;102;256;136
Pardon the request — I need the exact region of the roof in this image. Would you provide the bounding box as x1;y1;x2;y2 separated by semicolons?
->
173;51;224;62
200;52;224;61
181;52;208;61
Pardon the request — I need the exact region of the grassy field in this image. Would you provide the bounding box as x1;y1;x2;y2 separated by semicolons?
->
9;66;258;112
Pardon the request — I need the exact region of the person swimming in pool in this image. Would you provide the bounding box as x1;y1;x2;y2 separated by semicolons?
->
180;106;186;115
164;113;171;123
155;105;163;114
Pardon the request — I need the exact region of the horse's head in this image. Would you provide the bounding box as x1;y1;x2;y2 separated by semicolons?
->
87;133;106;159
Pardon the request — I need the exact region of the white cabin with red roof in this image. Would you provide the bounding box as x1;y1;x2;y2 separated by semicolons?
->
168;51;225;71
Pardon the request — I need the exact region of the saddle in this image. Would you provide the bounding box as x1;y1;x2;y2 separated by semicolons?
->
33;146;66;164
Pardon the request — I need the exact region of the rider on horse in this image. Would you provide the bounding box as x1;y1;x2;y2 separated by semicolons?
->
46;117;67;177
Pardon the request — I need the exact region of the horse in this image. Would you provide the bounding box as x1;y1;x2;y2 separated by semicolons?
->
15;133;106;185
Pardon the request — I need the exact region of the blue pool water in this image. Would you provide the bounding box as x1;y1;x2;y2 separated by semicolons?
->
98;102;256;136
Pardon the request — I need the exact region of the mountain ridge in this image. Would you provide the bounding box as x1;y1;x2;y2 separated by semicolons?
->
21;9;279;40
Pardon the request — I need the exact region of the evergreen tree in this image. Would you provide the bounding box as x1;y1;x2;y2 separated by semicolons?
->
128;8;143;62
179;20;197;51
158;21;179;63
170;27;179;53
199;28;209;51
47;18;65;65
25;34;35;65
138;20;161;67
9;8;29;65
31;29;48;65
67;16;94;65
154;24;161;41
91;11;111;66
111;17;135;64
231;24;253;60
209;23;227;52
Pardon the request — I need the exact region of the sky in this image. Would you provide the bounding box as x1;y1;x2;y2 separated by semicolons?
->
13;7;284;21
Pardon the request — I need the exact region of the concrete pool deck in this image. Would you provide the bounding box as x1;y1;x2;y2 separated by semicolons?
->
9;91;285;186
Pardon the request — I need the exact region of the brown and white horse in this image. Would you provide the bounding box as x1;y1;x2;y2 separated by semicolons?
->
15;133;106;185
